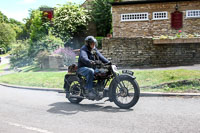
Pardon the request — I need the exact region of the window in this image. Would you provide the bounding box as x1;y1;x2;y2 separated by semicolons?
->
186;10;200;18
153;12;168;20
121;12;149;21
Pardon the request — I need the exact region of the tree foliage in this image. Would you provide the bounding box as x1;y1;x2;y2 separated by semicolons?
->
0;11;8;23
29;35;64;57
0;10;25;41
9;41;33;67
0;23;16;51
29;10;49;42
9;18;24;40
91;0;113;36
10;35;64;68
53;2;90;42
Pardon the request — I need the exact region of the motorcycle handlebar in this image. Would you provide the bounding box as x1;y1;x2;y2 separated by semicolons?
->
92;61;112;66
104;62;112;66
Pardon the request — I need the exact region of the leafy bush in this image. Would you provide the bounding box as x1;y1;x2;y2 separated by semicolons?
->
10;35;63;68
95;37;104;49
29;35;64;57
10;41;33;68
54;47;76;66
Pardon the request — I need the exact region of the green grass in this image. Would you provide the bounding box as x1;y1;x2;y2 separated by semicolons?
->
134;69;200;92
141;80;200;93
134;69;200;87
19;65;58;72
0;68;200;92
0;64;8;73
0;72;66;89
161;80;200;93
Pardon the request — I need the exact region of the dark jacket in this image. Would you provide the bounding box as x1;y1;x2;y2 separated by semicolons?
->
78;45;109;68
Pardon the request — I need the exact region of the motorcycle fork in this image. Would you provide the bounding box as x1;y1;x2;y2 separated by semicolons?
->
114;75;126;91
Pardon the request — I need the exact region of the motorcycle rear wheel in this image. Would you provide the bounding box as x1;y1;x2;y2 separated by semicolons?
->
67;76;83;104
112;75;140;109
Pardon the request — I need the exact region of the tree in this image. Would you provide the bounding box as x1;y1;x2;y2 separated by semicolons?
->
9;18;23;26
0;11;25;42
53;2;90;42
0;23;16;51
0;11;8;23
91;0;113;36
29;10;49;42
9;18;24;40
18;11;35;40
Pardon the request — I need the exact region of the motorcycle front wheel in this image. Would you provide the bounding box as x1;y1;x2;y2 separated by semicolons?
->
112;75;140;109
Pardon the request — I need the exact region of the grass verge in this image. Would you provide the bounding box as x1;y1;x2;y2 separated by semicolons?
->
0;72;66;89
0;69;200;92
0;64;8;73
135;69;200;92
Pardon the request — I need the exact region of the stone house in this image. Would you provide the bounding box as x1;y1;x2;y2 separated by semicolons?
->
111;0;200;37
102;0;200;67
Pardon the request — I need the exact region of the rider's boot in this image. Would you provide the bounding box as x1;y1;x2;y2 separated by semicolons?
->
85;89;97;100
66;91;70;98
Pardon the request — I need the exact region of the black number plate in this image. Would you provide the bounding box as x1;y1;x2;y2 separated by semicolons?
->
122;70;134;76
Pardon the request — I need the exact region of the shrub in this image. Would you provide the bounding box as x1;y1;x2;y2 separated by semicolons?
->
29;35;64;58
10;41;34;68
10;35;64;68
95;36;103;49
54;47;76;66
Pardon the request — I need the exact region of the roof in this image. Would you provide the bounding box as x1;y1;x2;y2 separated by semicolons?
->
111;0;195;6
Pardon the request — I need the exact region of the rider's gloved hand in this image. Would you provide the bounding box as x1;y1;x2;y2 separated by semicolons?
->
106;61;112;65
95;60;102;65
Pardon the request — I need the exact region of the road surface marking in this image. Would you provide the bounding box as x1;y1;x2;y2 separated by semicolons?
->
5;121;53;133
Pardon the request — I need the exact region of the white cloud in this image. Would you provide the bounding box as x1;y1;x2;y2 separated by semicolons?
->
20;0;37;4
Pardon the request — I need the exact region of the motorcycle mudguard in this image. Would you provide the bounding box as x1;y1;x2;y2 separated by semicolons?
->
108;74;136;102
63;73;77;92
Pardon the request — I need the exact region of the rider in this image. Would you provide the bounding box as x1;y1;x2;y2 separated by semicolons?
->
77;36;110;99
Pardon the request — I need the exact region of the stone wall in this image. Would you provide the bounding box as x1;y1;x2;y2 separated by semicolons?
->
41;55;64;69
112;1;200;38
102;37;200;67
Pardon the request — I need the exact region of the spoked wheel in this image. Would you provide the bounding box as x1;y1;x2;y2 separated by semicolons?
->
67;76;83;104
112;75;140;109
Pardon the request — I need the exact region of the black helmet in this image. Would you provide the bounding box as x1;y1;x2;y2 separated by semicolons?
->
85;36;98;46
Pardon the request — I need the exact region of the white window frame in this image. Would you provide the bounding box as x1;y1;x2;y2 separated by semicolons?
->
121;12;149;22
186;10;200;18
153;11;168;20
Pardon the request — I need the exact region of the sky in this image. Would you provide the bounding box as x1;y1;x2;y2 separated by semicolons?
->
0;0;85;22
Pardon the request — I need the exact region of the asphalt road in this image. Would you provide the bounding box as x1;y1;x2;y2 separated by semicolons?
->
0;56;10;65
0;85;200;133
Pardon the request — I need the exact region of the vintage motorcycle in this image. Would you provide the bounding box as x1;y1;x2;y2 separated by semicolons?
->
63;63;140;109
